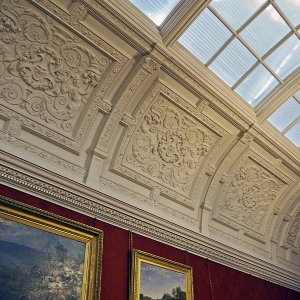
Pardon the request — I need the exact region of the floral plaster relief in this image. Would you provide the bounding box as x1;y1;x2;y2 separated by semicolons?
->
124;96;216;195
287;208;300;247
217;157;285;233
0;0;111;135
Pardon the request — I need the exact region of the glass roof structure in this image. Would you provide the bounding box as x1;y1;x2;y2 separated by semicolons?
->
129;0;181;25
268;90;300;146
179;0;300;107
129;0;300;148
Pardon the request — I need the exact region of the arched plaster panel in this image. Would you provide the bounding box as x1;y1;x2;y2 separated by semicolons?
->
0;0;128;177
110;78;228;207
270;184;300;244
270;185;300;268
207;135;295;251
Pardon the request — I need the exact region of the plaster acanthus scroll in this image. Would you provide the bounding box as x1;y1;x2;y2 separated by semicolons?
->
125;97;214;194
0;0;127;153
113;82;221;206
204;132;251;209
217;156;285;233
0;0;110;132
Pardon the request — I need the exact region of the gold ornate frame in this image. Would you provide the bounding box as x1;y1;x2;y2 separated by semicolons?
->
0;196;103;300
131;249;194;300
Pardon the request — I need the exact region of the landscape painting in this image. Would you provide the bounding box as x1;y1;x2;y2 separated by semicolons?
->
0;216;85;300
0;198;103;300
140;261;186;300
132;250;194;300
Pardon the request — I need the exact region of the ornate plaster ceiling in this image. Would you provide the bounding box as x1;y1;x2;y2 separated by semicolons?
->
0;0;299;290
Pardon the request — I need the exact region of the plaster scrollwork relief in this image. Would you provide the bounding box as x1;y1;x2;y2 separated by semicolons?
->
128;99;213;193
114;83;217;204
0;0;112;138
287;209;300;247
216;157;285;233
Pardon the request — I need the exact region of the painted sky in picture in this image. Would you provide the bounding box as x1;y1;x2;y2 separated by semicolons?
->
0;217;85;300
140;261;186;298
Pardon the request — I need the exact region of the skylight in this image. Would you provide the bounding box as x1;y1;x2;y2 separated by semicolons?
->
129;0;180;26
129;0;300;148
178;0;300;107
268;91;300;147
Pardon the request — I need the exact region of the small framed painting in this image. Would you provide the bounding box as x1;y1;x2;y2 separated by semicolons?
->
0;196;103;300
131;250;194;300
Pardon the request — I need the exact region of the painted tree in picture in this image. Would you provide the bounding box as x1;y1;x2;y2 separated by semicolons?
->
0;217;85;300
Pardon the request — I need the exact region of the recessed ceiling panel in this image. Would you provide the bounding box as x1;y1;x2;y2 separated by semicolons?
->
210;0;266;30
179;9;232;64
235;65;279;106
209;39;257;87
130;0;180;25
240;5;290;56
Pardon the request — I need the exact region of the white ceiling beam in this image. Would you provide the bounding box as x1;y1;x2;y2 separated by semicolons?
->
256;69;300;123
160;0;211;46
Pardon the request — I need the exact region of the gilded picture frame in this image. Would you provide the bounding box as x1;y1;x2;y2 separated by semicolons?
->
0;196;103;300
131;249;194;300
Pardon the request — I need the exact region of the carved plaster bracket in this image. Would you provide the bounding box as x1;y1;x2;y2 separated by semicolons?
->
119;114;136;127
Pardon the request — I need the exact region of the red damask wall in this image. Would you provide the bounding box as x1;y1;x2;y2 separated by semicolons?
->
0;184;299;300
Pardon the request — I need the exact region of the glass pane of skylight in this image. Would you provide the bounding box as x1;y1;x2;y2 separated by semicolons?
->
295;90;300;101
130;0;180;25
235;65;279;106
179;9;232;64
268;97;300;131
240;5;290;56
285;123;300;146
209;39;257;87
266;35;300;79
210;0;266;31
276;0;300;27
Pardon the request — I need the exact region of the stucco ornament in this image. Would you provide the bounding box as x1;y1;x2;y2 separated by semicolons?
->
287;208;300;247
220;158;284;231
126;98;213;193
0;0;110;132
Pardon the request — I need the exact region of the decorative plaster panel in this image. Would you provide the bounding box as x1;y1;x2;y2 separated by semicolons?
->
215;155;286;237
0;0;126;151
287;208;300;247
113;82;222;206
